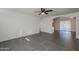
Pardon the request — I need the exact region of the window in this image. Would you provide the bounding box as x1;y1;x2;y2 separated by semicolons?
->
60;21;71;31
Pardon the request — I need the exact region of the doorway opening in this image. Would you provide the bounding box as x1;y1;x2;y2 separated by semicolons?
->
53;16;76;32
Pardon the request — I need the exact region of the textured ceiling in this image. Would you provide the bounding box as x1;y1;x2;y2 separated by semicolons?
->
0;8;79;16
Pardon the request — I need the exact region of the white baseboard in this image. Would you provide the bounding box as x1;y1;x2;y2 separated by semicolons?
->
0;32;40;43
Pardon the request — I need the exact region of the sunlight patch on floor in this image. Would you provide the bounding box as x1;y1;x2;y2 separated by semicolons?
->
25;38;31;42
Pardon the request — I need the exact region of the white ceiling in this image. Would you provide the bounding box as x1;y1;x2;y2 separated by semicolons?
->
0;8;79;16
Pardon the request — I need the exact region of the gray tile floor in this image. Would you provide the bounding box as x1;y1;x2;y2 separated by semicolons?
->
0;31;78;51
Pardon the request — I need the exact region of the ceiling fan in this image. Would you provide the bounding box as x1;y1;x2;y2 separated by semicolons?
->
35;8;53;15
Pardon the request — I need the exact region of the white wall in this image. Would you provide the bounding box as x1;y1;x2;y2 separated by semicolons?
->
40;12;79;39
0;10;40;42
1;9;79;42
40;17;54;33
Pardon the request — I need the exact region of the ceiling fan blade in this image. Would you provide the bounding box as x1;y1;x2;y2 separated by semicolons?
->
45;12;48;15
45;10;53;12
38;13;42;15
41;8;45;12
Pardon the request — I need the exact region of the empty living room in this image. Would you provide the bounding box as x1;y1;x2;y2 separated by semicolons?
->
0;8;79;51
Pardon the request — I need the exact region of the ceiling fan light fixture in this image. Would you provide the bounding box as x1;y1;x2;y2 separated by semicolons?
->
41;12;45;15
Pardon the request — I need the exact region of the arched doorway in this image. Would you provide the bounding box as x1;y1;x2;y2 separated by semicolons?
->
53;16;76;32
